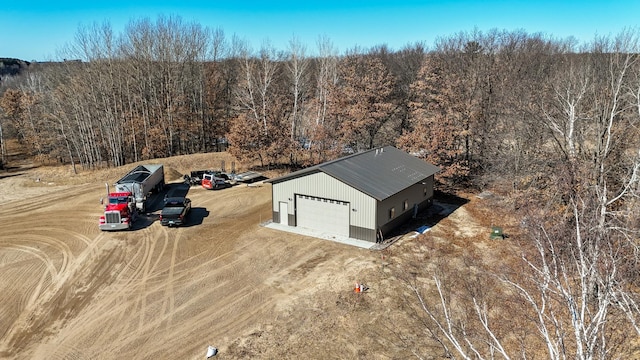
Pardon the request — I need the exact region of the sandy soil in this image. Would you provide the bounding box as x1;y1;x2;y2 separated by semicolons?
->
0;153;495;360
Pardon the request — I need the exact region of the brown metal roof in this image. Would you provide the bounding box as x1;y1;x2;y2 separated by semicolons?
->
267;146;440;201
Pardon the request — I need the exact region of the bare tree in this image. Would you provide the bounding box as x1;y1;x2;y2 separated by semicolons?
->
235;41;267;135
0;89;22;165
543;56;590;162
304;35;339;164
286;36;309;143
200;27;229;152
230;40;290;166
408;30;640;360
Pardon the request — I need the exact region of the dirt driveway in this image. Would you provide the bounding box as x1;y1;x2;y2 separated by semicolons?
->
0;151;494;359
0;158;392;359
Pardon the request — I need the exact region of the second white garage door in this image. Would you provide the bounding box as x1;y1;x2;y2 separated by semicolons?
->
296;195;350;237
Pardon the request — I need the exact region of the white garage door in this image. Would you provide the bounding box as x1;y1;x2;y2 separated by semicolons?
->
296;195;350;237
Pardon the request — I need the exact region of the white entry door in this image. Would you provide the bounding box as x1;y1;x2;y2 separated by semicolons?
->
296;195;350;237
279;202;288;225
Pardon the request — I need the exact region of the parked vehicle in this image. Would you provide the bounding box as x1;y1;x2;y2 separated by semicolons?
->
99;191;138;231
99;164;164;231
185;169;233;186
202;172;230;190
185;169;210;185
232;171;264;183
114;164;165;211
160;197;192;227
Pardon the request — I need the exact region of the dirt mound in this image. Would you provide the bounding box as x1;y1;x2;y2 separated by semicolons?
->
163;166;185;182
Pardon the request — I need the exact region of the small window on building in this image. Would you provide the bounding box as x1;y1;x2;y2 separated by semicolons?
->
389;207;395;219
403;200;409;211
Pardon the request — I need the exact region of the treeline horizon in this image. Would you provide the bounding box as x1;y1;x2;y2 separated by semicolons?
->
2;16;640;358
0;18;627;176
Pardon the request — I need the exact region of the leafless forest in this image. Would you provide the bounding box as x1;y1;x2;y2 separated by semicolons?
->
2;16;640;358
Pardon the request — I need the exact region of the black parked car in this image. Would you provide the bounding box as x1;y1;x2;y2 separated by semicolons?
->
160;197;192;227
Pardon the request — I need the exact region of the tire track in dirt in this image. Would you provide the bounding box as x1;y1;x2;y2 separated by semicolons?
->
27;233;123;360
5;227;101;284
48;227;270;356
163;227;182;328
1;228;89;254
117;235;313;358
124;224;261;337
120;194;266;287
140;191;276;320
27;233;138;352
7;243;62;288
0;217;77;353
119;226;183;339
0;206;95;262
35;226;176;351
0;184;95;215
72;231;152;340
72;223;171;340
0;253;49;349
114;229;157;337
0;229;117;356
135;225;171;331
91;234;272;355
2;168;369;359
123;224;263;292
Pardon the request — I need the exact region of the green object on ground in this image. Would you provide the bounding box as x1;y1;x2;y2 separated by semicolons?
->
490;226;504;239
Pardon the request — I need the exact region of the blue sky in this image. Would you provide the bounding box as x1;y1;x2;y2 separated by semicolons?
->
2;1;638;61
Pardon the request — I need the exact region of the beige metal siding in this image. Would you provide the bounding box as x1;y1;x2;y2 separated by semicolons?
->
272;172;377;230
376;175;435;228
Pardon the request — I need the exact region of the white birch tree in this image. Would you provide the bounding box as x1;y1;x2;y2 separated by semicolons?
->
286;36;309;143
409;30;640;360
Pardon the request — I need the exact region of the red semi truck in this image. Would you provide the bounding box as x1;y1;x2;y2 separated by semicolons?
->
99;164;164;231
99;191;138;231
